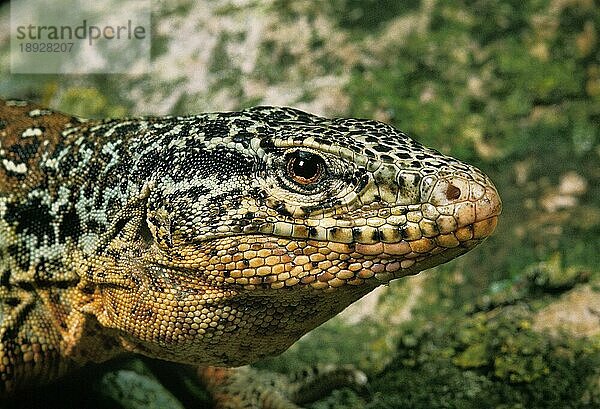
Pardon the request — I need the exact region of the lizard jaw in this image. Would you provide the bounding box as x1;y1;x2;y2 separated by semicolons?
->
142;217;499;294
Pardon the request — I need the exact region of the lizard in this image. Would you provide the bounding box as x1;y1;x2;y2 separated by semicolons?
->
0;97;501;407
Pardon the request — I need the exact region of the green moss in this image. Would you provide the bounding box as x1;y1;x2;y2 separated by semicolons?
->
58;87;128;118
257;316;393;375
526;253;590;291
453;342;489;368
328;0;420;33
363;306;600;408
308;388;366;409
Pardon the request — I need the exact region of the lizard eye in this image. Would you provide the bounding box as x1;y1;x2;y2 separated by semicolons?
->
286;150;326;185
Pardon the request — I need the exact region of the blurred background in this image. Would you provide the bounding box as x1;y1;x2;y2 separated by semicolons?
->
1;1;599;408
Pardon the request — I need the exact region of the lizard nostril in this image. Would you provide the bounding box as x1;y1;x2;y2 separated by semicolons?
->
446;183;461;200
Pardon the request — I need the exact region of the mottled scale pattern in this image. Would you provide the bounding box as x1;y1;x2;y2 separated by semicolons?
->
0;98;501;395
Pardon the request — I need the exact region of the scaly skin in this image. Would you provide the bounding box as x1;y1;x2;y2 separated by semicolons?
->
0;98;501;400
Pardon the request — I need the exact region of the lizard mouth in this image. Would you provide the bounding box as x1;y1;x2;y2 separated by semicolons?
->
168;216;499;292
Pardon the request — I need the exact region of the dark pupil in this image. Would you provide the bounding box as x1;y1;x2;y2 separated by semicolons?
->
292;152;321;180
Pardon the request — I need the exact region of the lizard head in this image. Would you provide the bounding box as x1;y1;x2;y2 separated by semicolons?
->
90;107;501;365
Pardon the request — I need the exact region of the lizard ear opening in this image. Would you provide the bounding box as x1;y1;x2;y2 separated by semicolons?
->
139;217;154;247
146;208;174;249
